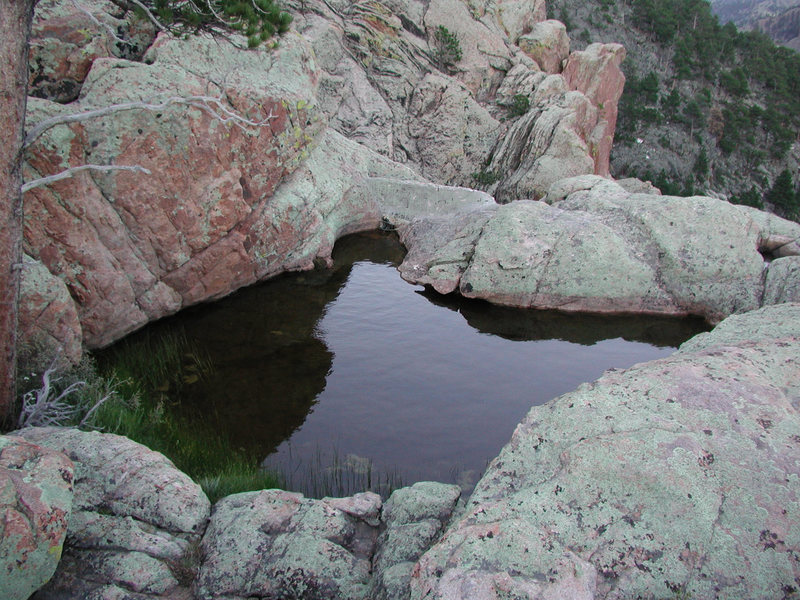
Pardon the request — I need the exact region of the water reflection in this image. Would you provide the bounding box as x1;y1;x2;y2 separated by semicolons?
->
103;231;709;496
422;291;707;347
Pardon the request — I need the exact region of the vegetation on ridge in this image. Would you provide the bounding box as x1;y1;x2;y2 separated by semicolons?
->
122;0;292;48
550;0;800;218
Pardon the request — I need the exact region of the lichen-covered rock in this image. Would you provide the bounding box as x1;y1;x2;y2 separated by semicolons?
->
246;129;422;276
29;0;156;102
489;89;598;201
23;0;628;356
194;489;382;600
462;199;676;312
0;436;73;600
23;31;324;348
18;254;83;366
405;73;503;187
369;482;461;600
518;20;570;74
398;178;800;322
764;257;800;304
423;0;516;98
410;304;800;599
13;428;209;599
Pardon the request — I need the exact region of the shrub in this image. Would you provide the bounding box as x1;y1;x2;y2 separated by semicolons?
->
472;168;500;186
729;186;764;209
767;169;798;218
432;25;462;70
11;336;284;503
141;0;292;48
508;94;530;117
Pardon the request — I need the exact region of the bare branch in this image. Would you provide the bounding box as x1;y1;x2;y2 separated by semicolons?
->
24;96;277;149
22;165;152;194
72;0;133;47
127;0;169;32
204;0;227;25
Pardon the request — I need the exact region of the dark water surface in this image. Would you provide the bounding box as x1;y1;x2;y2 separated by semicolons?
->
107;231;708;495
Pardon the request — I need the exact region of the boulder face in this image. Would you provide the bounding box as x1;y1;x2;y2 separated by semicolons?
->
17;255;82;366
393;176;800;322
410;303;800;599
29;0;156;103
518;19;570;74
24;31;326;349
192;482;461;600
562;43;627;177
0;436;74;600
13;427;210;599
22;0;629;354
194;489;382;599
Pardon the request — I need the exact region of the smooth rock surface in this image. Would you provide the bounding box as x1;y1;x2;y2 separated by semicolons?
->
410;303;800;599
397;178;800;322
18;255;82;366
0;436;74;600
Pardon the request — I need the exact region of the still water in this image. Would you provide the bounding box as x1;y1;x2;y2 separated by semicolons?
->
108;231;707;495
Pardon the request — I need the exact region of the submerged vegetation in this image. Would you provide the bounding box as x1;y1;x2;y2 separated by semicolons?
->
12;329;407;502
12;333;281;504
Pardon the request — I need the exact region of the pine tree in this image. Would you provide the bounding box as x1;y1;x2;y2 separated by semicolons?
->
767;170;798;217
138;0;292;48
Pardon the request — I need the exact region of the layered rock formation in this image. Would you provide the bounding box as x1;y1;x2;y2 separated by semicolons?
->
22;0;626;358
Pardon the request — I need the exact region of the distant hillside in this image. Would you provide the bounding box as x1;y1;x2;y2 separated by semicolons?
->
754;6;800;50
710;0;800;50
710;0;799;27
550;0;800;217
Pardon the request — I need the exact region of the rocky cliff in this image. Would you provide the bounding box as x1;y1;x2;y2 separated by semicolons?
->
10;2;800;599
754;5;800;50
21;0;626;358
554;0;800;208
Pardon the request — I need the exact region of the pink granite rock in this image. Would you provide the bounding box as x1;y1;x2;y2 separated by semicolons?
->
563;43;627;176
0;436;74;600
29;0;155;102
23;32;325;348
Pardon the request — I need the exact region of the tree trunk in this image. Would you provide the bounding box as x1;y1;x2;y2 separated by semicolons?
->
0;0;36;424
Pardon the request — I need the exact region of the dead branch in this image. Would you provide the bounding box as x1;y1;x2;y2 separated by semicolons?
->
24;96;277;149
127;0;169;32
72;0;134;46
22;164;152;193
